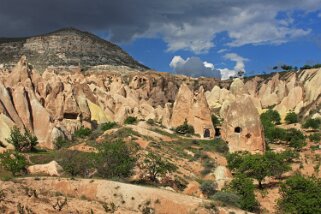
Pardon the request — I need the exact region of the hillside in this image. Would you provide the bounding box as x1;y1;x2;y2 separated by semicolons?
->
0;28;148;71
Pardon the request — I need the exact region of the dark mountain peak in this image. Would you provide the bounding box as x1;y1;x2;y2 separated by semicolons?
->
0;28;148;71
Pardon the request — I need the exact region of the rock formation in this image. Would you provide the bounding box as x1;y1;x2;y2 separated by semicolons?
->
170;83;215;138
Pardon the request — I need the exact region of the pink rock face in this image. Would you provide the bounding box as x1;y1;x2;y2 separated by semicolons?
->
221;95;265;153
171;84;215;138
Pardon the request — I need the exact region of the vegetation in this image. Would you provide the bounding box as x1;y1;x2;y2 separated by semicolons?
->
124;116;138;125
278;174;321;214
143;152;177;182
54;137;68;150
227;151;294;188
6;126;38;152
302;118;321;129
146;118;155;126
175;119;195;135
74;126;92;138
309;133;321;143
229;174;258;212
211;114;221;127
200;180;217;197
284;112;298;124
95;140;135;179
101;122;117;131
260;109;281;126
300;64;321;70
57;150;94;177
0;152;27;176
212;139;229;154
211;192;240;208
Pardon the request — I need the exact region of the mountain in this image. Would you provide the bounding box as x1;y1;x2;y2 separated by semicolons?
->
0;28;148;71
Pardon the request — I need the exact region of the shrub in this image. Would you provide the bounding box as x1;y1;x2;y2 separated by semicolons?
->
55;137;68;150
124;116;138;125
0;152;27;176
101;122;117;131
211;192;241;208
146;119;155;126
175;119;195;135
285;128;306;150
57;150;94;177
229;174;258;212
95;140;135;179
201;159;216;176
303;118;321;129
285;112;298;124
74;126;91;138
143;152;177;182
212;139;229;154
211;115;221;127
6;127;38;152
278;174;321;214
200;180;217;197
260;109;281;126
309;133;321;143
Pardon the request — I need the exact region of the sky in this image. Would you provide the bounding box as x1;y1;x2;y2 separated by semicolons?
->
1;0;321;79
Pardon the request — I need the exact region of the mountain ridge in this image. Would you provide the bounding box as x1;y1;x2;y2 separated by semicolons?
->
0;27;149;71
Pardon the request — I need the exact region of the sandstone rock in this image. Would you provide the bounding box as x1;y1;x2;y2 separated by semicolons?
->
171;84;215;138
27;161;63;176
221;95;265;153
214;166;232;190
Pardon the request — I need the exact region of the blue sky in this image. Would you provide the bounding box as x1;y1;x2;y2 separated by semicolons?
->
120;10;321;78
1;0;321;79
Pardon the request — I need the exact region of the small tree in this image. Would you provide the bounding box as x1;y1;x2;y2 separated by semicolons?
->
0;152;27;176
211;115;221;127
309;133;321;143
200;180;217;197
73;126;92;138
229;174;258;212
285;112;298;124
95;140;135;179
143;152;177;182
303;118;321;129
175;119;195;135
124;116;138;125
278;174;321;214
101;122;117;131
6;127;38;152
260;109;281;126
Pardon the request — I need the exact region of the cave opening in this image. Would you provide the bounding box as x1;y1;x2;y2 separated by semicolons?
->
203;128;210;138
234;126;242;133
215;128;221;138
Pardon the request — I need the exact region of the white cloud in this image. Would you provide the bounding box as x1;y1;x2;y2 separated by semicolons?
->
170;53;248;80
318;12;321;17
169;56;221;78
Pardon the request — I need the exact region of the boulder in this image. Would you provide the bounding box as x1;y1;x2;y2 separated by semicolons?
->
27;161;63;176
221;95;265;153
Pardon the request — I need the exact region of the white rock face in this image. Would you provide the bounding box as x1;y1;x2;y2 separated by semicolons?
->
27;161;63;176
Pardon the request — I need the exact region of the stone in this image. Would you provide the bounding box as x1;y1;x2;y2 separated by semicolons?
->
27;161;63;176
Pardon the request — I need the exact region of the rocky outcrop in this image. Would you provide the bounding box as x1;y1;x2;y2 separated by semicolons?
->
27;161;63;176
221;95;265;153
171;84;215;138
0;28;148;71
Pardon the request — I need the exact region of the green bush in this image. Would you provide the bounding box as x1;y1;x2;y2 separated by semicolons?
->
278;174;321;214
175;119;195;135
6;127;38;152
95;140;135;179
124;116;138;125
285;129;306;150
211;192;241;208
200;180;217;197
74;126;92;138
212;139;229;154
303;118;321;129
146;118;155;126
101;122;117;131
285;112;298;124
260;109;281;126
0;152;27;176
201;159;216;176
57;150;94;177
229;174;258;212
55;137;68;150
211;115;221;127
309;133;321;143
143;152;177;182
227;151;293;188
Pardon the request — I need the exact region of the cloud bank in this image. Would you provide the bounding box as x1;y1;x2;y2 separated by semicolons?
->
0;0;320;53
170;53;247;80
